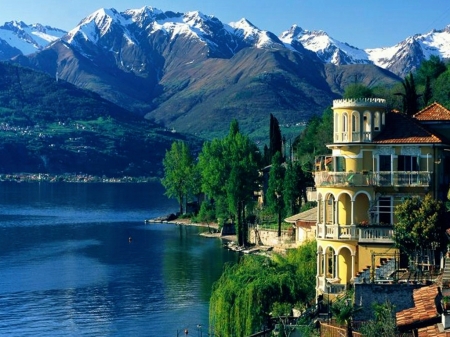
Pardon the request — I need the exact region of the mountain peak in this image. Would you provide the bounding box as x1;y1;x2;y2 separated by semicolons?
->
0;20;66;56
229;18;284;49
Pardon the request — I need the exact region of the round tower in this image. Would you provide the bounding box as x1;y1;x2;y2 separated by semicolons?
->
332;98;387;144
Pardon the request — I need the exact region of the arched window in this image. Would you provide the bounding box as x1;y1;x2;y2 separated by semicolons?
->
351;111;360;142
334;113;339;141
341;113;349;141
363;111;371;132
382;112;386;125
374;112;380;130
342;113;348;132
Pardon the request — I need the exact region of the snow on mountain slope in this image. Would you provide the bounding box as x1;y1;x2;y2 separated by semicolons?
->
65;6;285;59
228;18;284;49
280;24;450;77
2;5;450;78
0;21;66;56
280;24;370;65
367;25;450;69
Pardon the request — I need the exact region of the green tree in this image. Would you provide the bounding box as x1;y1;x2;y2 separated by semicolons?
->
269;113;283;162
343;83;374;99
198;120;261;245
393;194;446;266
432;67;450;107
330;290;361;337
416;55;447;84
283;160;307;216
209;240;317;337
161;141;195;214
358;301;397;337
266;152;285;237
422;76;432;107
294;107;333;180
395;72;421;115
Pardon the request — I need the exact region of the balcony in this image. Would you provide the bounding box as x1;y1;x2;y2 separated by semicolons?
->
314;171;430;188
317;223;358;240
317;223;395;243
358;226;394;244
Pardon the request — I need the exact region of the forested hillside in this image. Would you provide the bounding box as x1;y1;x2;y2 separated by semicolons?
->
0;63;202;177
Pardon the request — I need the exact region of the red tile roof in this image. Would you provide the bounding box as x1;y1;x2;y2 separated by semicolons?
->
414;103;450;121
396;285;440;327
373;111;446;144
418;324;450;337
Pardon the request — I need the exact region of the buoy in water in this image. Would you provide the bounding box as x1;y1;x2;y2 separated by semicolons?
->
128;236;132;242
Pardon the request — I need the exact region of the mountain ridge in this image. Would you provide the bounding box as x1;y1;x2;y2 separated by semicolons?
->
1;7;448;77
0;6;429;140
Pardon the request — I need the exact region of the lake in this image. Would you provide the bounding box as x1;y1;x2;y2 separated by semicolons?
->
0;181;238;336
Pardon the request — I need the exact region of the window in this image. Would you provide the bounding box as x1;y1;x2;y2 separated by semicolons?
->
342;113;348;132
398;155;419;171
335;156;346;172
374;112;380;130
363;112;371;132
379;155;391;171
352;112;360;132
334;113;339;133
378;197;392;225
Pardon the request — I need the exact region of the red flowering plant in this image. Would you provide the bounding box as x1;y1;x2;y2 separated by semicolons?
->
358;220;369;227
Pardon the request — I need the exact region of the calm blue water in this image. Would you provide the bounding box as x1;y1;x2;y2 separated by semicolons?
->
0;182;237;336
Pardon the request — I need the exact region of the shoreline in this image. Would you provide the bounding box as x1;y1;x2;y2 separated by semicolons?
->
0;173;158;183
146;216;237;243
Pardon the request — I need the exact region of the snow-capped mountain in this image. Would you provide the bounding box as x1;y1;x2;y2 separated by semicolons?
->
366;25;450;76
280;24;450;77
64;7;284;62
4;5;444;139
0;21;66;59
2;6;449;78
280;25;371;65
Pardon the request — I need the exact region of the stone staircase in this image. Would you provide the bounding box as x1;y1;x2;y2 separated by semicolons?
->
443;258;450;285
354;258;396;284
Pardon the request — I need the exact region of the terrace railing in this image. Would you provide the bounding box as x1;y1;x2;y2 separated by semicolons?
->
314;171;430;188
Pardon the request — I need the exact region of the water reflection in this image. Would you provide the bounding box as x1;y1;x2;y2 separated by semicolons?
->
0;182;237;336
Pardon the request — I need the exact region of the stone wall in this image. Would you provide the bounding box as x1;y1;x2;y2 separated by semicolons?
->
353;283;422;321
248;226;295;246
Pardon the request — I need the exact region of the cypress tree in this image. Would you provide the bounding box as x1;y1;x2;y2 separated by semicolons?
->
269;114;283;161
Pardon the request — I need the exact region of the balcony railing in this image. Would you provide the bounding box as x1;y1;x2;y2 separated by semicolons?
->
314;171;430;188
358;226;394;243
317;276;347;293
317;223;394;243
317;224;358;240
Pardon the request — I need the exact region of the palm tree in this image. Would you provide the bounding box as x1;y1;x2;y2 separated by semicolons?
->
394;73;422;116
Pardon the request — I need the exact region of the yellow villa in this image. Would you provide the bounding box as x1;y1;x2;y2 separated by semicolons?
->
314;98;450;297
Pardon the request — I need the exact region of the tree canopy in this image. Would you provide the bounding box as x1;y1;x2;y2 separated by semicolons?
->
198;120;261;245
393;194;447;262
343;83;374;99
209;240;317;337
161;141;196;214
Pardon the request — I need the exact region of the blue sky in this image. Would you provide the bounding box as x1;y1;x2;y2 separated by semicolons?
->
2;0;450;49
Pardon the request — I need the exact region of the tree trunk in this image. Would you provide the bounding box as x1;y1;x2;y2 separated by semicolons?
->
346;320;353;337
178;193;184;215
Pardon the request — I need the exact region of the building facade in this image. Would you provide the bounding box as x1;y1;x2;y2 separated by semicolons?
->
314;98;450;296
